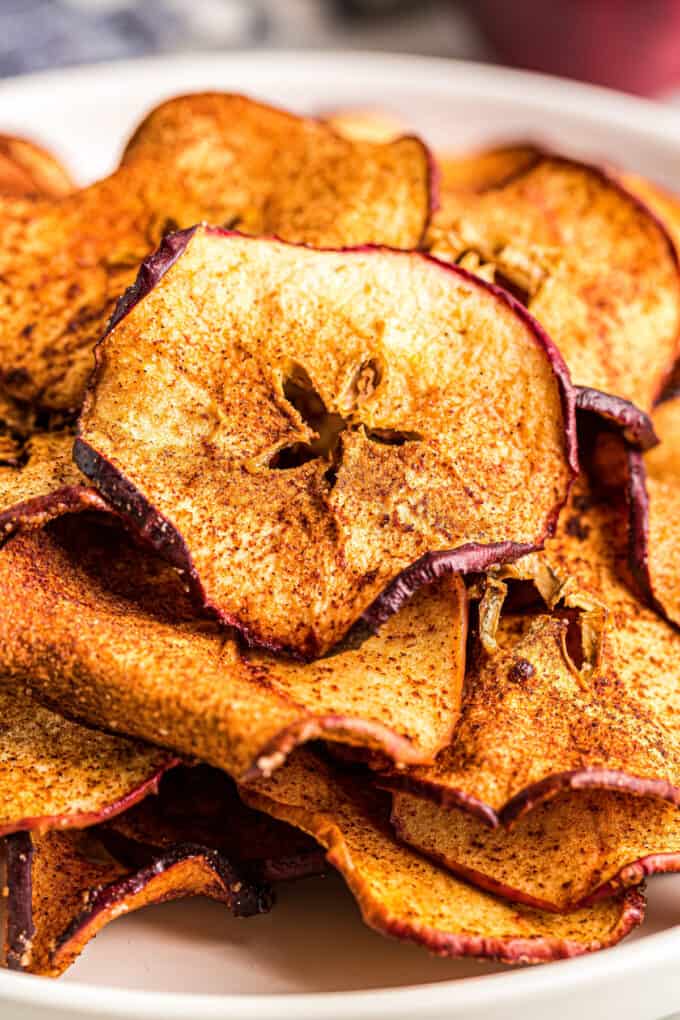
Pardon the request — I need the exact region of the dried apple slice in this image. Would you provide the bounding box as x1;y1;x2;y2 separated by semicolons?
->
324;108;408;144
573;388;659;451
327;115;539;195
645;396;680;479
0;392;33;466
381;478;680;824
0;688;175;837
75;226;575;656
438;143;541;195
0;143;75;466
428;155;680;417
626;395;680;627
623;173;680;255
0;136;75;439
0;512;466;778
242;750;644;963
119;94;433;251
392;788;680;912
0;430;107;541
4;828;272;976
0;94;433;414
101;764;326;883
0;135;73;199
621;176;680;408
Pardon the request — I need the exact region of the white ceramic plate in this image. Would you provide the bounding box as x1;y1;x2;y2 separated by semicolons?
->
1;49;680;1020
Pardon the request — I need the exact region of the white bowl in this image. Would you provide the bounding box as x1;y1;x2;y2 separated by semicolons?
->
1;49;680;1020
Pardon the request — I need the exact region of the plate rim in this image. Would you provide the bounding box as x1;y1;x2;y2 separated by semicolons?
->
2;46;680;1018
1;921;680;1018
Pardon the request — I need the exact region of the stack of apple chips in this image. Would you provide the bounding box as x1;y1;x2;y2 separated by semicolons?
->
1;96;680;976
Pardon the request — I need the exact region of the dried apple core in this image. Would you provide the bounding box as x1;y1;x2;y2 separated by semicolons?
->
269;360;422;480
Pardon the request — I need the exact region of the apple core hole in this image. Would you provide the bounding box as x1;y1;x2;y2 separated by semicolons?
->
270;363;345;470
270;362;422;475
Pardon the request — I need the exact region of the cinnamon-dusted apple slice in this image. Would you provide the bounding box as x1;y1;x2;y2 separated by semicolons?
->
0;512;467;779
573;389;659;451
0;139;81;474
428;155;680;417
437;143;540;196
392;788;680;913
324;108;408;144
644;395;680;478
622;176;680;409
0;391;34;466
241;750;644;964
381;478;680;824
0;689;175;837
4;828;272;976
119;95;433;252
0;94;433;414
101;764;326;884
0;134;74;198
0;134;106;540
0;430;107;542
75;226;575;656
626;395;680;627
623;173;680;255
326;113;540;195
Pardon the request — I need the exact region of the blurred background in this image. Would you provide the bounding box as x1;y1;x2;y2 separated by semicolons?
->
3;0;680;98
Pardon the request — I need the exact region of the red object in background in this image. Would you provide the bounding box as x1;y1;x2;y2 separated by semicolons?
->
473;0;680;96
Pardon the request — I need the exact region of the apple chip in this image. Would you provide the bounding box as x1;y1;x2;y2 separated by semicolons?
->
623;176;680;411
242;750;644;963
0;130;105;540
0;689;175;837
327;114;539;194
0;140;79;473
381;478;680;824
0;391;34;466
75;226;575;656
0;430;107;542
623;173;680;255
393;789;680;912
324;108;408;144
0;512;467;778
645;395;680;480
4;828;272;976
626;395;680;627
573;388;659;451
438;144;540;195
428;155;680;415
0;135;73;199
101;764;326;884
0;94;433;414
